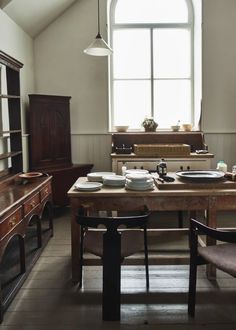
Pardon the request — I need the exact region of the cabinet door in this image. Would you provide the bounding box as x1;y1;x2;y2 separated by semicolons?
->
29;95;72;169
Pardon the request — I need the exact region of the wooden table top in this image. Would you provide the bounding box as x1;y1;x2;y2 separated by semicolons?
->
68;174;236;198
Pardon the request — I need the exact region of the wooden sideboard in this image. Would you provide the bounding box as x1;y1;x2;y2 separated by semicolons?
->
0;174;53;322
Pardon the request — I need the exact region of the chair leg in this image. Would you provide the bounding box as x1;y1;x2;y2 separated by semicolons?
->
79;227;85;289
188;259;197;317
103;230;121;321
144;227;149;290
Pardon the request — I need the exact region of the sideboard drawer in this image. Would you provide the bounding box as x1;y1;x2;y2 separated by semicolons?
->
40;183;51;201
23;193;40;215
0;207;22;239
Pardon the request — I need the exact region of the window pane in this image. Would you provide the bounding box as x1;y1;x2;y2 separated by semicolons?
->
113;29;151;79
113;80;151;128
153;29;191;78
154;80;191;128
115;0;188;24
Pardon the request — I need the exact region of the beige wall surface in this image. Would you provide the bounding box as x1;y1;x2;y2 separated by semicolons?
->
34;0;109;135
202;0;236;134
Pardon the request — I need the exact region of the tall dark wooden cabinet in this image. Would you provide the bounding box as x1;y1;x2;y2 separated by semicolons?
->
28;94;93;206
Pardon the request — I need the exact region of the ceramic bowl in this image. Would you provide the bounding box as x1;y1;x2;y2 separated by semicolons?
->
171;125;180;132
115;125;129;132
182;124;192;131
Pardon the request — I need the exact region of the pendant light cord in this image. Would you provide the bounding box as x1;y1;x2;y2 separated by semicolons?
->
97;0;101;37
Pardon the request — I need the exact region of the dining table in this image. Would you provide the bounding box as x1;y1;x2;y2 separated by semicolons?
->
67;173;236;320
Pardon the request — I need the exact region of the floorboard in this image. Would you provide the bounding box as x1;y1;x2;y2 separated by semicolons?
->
1;207;236;329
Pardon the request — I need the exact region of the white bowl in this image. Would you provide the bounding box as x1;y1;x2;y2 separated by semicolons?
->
115;125;129;132
171;125;180;132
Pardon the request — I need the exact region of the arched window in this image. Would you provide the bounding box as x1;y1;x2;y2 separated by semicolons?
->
108;0;201;130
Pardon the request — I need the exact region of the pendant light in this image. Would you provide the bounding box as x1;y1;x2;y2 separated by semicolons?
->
84;0;112;56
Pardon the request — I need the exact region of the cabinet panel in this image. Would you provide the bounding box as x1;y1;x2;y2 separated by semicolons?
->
23;193;40;216
40;183;52;202
29;94;72;170
0;207;22;239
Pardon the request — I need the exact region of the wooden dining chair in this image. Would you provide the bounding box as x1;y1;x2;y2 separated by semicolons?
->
76;206;150;321
188;218;236;317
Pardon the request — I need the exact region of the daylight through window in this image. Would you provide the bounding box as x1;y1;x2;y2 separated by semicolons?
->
108;0;201;131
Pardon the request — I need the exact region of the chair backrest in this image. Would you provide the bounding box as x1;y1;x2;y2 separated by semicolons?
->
190;218;236;244
77;207;150;231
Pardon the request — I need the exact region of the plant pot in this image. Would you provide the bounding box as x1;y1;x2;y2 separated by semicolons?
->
144;126;157;132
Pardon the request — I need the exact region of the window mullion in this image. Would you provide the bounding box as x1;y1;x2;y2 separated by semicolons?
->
150;28;154;117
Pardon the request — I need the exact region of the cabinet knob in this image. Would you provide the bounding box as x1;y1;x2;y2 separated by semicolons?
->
9;217;16;227
30;201;36;208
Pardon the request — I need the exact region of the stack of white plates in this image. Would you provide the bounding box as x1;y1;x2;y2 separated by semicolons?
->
103;175;126;187
87;172;116;182
125;173;154;191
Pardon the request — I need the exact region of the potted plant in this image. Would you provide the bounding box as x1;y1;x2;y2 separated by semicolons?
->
142;117;158;132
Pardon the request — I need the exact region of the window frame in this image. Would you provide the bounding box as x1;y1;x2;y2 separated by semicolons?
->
108;0;198;131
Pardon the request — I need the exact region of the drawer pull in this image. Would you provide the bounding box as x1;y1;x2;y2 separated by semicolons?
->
9;217;16;227
30;201;36;208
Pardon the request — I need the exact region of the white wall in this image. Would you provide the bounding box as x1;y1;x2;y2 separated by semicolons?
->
34;0;109;135
202;0;236;134
0;9;35;171
33;0;236;171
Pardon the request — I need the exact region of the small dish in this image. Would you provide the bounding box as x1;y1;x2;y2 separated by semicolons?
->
19;172;43;179
171;125;180;132
74;182;103;191
115;125;129;132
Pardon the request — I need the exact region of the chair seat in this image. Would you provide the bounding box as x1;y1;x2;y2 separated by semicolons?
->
84;230;144;259
199;243;236;277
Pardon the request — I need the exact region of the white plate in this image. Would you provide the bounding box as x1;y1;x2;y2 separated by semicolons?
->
87;172;116;182
74;182;103;191
125;169;149;175
126;178;153;186
176;170;225;181
126;173;152;181
125;184;154;191
103;175;126;187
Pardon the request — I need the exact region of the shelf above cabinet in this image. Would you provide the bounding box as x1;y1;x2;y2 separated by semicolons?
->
0;94;20;99
0;151;22;161
0;130;21;136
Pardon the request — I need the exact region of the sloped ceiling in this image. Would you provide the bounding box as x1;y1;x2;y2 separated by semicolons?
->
1;0;78;38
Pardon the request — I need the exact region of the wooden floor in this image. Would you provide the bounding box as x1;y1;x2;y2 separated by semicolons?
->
2;207;236;330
